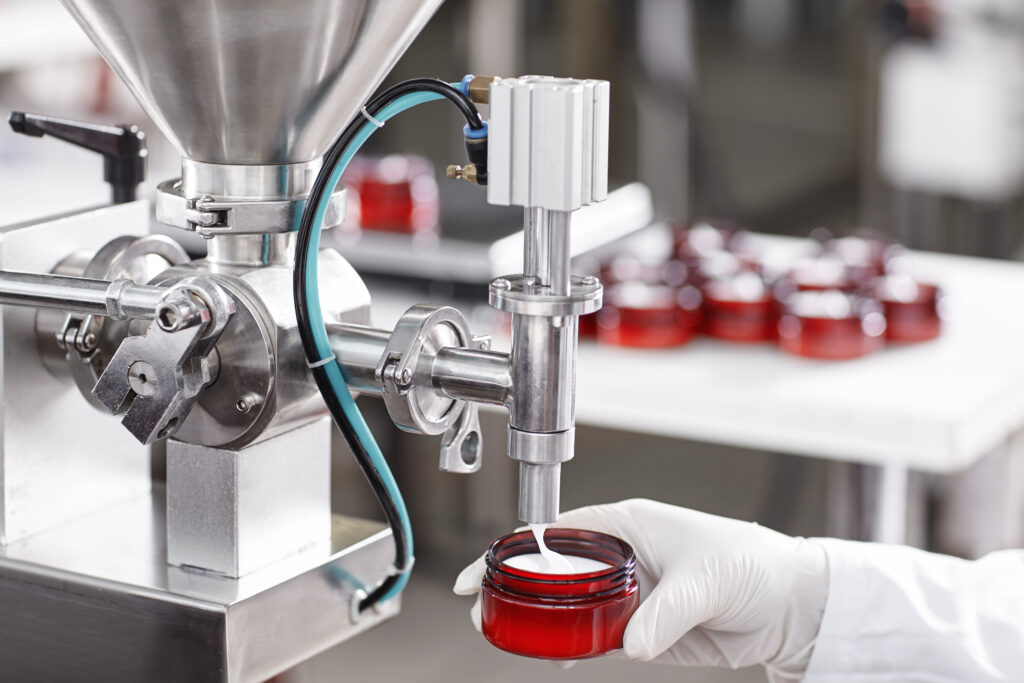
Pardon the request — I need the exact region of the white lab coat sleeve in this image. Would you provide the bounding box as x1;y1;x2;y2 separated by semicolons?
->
802;538;1024;682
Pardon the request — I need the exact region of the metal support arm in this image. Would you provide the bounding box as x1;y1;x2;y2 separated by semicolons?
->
0;270;167;320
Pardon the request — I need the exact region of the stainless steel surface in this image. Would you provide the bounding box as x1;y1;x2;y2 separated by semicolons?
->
431;346;512;406
0;269;166;319
0;485;398;682
489;273;603;317
206;233;296;268
329;323;390;391
156;179;348;236
150;249;369;449
59;0;443;165
167;418;331;577
0;203;151;543
93;277;234;444
36;235;190;409
508;313;575;433
524;208;571;293
329;323;512;407
509;428;575;465
440;403;483;473
181;159;321;198
518;462;561;525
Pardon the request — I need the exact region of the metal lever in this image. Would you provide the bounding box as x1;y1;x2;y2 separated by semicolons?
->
8;111;147;204
92;279;234;444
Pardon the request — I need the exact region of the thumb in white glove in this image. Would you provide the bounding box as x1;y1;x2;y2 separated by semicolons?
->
454;499;829;681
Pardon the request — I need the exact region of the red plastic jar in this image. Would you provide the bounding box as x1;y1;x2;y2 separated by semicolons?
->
578;312;598;339
703;272;776;342
777;290;886;360
674;221;731;267
481;529;640;660
597;281;702;347
342;154;439;233
826;235;900;285
784;256;856;292
872;275;942;343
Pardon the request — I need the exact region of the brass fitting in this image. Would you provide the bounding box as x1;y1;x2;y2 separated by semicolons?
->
445;164;479;185
466;76;500;105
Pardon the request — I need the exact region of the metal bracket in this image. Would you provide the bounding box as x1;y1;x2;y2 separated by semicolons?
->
439;402;483;473
374;304;473;436
91;278;234;444
155;179;347;236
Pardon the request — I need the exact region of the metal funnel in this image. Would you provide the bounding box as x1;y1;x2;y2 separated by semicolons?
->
59;0;443;165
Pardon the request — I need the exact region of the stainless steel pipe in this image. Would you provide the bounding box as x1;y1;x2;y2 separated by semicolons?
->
328;323;512;406
0;270;166;319
509;207;577;524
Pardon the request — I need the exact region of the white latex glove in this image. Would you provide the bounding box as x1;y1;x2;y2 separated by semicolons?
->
454;499;829;681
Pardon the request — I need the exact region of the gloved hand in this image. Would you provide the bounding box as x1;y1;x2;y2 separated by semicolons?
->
454;499;829;681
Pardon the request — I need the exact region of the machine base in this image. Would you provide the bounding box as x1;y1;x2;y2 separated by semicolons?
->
0;485;398;682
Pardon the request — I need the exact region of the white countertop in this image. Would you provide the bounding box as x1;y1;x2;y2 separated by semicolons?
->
370;236;1024;474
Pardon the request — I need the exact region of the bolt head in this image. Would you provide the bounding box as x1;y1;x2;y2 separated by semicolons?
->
156;303;181;331
400;367;413;385
492;278;511;291
581;275;599;286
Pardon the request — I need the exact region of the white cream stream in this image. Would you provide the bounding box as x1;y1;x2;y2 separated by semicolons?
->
500;524;611;574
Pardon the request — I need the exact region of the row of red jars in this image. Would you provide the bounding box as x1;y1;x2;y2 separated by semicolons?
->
582;275;941;358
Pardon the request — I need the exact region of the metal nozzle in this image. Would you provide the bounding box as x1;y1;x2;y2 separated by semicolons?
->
518;462;560;524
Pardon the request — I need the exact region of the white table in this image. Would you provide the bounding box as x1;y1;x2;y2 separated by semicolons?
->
371;235;1024;548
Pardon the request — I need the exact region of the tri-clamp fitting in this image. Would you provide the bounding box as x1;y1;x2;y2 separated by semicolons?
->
330;304;505;474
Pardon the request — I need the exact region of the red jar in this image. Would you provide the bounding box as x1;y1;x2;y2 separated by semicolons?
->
342;154;439;234
872;275;942;343
777;290;886;360
597;282;702;347
481;529;640;660
703;272;776;342
783;256;856;292
826;235;900;285
674;221;731;266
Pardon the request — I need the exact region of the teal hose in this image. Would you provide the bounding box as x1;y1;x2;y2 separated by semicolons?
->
303;90;448;601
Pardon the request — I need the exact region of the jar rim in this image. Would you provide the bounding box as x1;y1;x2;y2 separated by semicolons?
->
485;528;636;585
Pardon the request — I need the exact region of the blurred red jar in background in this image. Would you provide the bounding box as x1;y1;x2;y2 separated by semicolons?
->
598;280;702;348
826;235;901;285
777;290;886;360
872;274;942;343
674;221;731;267
783;256;855;292
342;154;439;234
703;271;776;342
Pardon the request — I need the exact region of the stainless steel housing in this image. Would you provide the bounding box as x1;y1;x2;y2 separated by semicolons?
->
59;0;444;165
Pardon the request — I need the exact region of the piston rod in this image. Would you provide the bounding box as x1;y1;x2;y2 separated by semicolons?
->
0;270;167;319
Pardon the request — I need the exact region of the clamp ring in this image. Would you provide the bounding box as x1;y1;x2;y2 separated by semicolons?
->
375;304;473;436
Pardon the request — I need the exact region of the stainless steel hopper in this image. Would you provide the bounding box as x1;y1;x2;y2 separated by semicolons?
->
59;0;443;165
